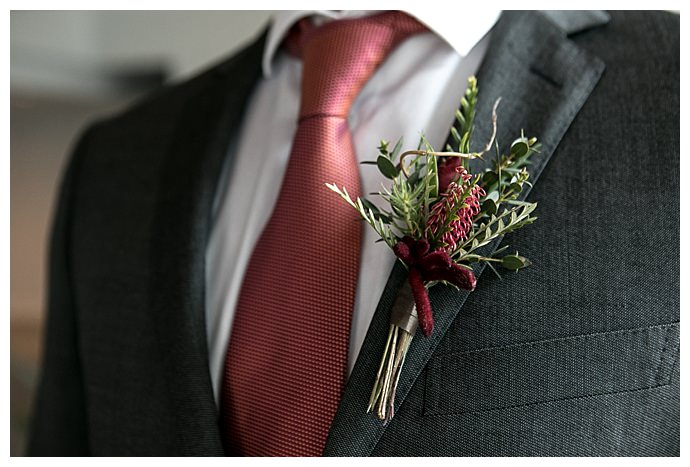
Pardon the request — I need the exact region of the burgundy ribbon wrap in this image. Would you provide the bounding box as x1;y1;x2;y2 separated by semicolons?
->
393;236;477;337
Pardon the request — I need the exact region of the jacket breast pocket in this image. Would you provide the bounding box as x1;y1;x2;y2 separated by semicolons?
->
423;322;679;416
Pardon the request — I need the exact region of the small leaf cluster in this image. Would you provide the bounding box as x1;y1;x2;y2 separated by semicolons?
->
378;136;438;239
480;131;541;216
452;201;537;274
451;132;541;273
370;139;403;179
327;136;437;244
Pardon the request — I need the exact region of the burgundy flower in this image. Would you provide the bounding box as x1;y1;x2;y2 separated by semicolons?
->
393;236;477;336
437;156;464;193
426;166;485;252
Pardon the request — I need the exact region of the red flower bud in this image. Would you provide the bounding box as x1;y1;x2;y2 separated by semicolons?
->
437;157;464;194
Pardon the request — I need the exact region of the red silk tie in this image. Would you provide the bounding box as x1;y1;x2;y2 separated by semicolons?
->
220;12;427;457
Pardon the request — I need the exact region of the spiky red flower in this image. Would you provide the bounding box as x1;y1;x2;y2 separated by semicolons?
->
425;166;485;252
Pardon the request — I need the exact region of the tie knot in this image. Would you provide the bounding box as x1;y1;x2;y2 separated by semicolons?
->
291;11;428;120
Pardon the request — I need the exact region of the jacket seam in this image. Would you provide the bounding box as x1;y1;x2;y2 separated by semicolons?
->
433;322;679;359
423;382;673;417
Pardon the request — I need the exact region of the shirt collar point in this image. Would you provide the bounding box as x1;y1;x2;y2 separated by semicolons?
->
261;10;500;76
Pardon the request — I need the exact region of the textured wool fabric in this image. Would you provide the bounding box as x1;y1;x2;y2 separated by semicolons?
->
28;11;678;456
323;11;679;456
219;12;427;457
366;11;680;456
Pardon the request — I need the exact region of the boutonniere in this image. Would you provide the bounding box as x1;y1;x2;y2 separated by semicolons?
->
327;76;540;423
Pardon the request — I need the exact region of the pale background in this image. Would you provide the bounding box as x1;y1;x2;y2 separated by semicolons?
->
10;10;274;455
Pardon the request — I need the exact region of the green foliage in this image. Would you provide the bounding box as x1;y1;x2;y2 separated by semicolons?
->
325;183;397;247
450;76;478;154
327;76;540;278
480;130;541;212
502;254;531;271
453;202;538;259
419;136;439;215
382;138;427;237
376;156;398;179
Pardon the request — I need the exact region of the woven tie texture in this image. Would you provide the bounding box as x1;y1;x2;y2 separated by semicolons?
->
219;11;427;457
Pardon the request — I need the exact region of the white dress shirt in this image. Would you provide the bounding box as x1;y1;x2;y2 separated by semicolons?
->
205;10;499;403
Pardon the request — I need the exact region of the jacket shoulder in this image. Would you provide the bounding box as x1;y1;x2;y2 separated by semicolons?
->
601;11;678;58
87;27;267;140
58;26;267;211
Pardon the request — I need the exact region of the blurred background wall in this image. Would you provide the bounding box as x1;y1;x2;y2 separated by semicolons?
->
10;10;274;455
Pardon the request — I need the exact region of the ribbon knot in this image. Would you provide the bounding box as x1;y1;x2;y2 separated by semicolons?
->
393;236;477;336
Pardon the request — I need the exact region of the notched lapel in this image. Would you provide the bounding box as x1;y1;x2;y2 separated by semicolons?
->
324;11;606;456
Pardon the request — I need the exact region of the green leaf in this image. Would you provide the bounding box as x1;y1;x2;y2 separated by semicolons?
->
361;198;391;223
324;182;398;248
482;198;498;215
482;171;499;186
493;244;510;256
455;109;465;127
360;198;378;212
450;127;461;145
377;155;398;179
422;139;439;200
501;255;532;271
391;138;404;159
505;199;533;207
407;170;420;186
356;197;365;213
510;137;530;158
460;132;470;153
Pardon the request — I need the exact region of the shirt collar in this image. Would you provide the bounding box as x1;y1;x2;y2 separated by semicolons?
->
262;10;501;78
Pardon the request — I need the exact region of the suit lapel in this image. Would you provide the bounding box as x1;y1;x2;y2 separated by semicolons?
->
148;30;267;454
324;10;607;456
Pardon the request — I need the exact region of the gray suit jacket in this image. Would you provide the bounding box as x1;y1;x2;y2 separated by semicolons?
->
28;11;679;456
